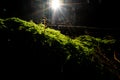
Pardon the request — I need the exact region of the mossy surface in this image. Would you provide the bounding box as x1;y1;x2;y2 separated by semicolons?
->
0;17;119;80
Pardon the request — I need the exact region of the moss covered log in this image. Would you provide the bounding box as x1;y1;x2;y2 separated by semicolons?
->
0;17;119;80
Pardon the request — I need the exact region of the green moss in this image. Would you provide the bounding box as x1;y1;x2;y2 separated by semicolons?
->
0;17;119;79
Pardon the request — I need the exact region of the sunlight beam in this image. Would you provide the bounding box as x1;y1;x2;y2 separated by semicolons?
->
51;0;61;10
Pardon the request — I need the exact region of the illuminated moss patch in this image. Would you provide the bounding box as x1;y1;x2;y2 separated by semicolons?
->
0;17;119;80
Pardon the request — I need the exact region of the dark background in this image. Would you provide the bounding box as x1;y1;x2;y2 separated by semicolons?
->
0;0;119;28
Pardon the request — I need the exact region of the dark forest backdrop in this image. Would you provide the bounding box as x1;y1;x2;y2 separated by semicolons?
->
0;0;119;27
